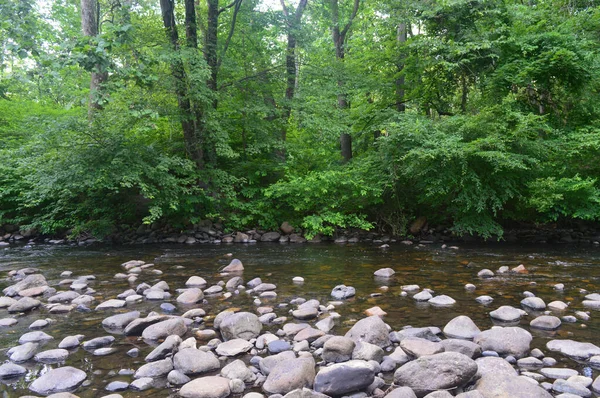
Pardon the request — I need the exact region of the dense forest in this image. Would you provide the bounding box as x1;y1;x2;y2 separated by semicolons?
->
1;0;600;241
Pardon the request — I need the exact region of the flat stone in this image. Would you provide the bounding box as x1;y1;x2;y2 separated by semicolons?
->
177;288;204;304
95;299;126;310
29;366;86;395
413;291;433;301
0;362;27;378
102;311;140;329
0;318;18;327
475;374;553;398
48;291;80;303
216;339;253;356
142;318;187;340
429;295;456;306
294;327;325;343
440;339;482;359
173;348;220;375
314;359;374;396
548;301;569;311
19;331;53;344
8;297;41;312
293;307;319;320
263;357;316;395
540;368;579;380
530;315;561;330
400;337;444;358
553;379;591;397
34;349;69;363
82;335;115;349
130;377;154;391
133;358;173;379
521;297;546;311
180;376;231;398
58;335;81;349
546;340;600;360
260;351;297;375
475;357;518;379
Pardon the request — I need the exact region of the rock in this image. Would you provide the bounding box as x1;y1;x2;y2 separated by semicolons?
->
409;216;427;235
345;316;391;348
546;340;600;360
223;259;244;272
374;268;395;278
72;295;95;305
4;274;47;297
475;374;553;398
205;285;224;295
517;357;543;370
34;349;69;363
386;387;418;398
282;388;329;398
95;299;126;310
101;311;140;330
263;357;316;395
186;276;207;287
260;351;297;375
29;366;87;395
268;340;292;354
293;307;319;320
352;341;384;362
540;368;579;380
413;291;433;301
281;222;294;234
365;306;387;317
390;327;441;343
29;319;49;329
19;331;53;344
134;358;173;378
477;269;494;278
226;276;244;290
59;335;82;349
552;379;591;397
124;315;171;336
105;381;129;391
142;318;187;340
294;327;325;343
315;317;335;333
177;288;205;304
443;315;480;340
548;301;569;311
0;318;18;327
293;277;305;283
521;297;546;311
530;315;561;330
180;376;231;398
8;342;38;362
0;362;27;378
262;231;281;242
489;306;523;322
314;360;375;396
130;377;154;391
220;312;262;340
8;297;41;312
146;335;182;362
221;359;256;383
473;327;532;359
216;338;253;356
323;336;355;363
400;337;444;358
511;264;528;274
475;357;518;379
82;336;115;349
254;282;277;292
174;348;220;375
331;285;355;300
476;296;493;304
441;339;482;359
168;369;191;386
0;296;18;308
48;291;80;303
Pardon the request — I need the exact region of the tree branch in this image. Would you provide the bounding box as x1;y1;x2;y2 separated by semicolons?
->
217;0;242;70
340;0;359;39
218;0;238;15
294;0;308;22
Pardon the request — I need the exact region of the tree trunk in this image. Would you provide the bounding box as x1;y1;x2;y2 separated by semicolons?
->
81;0;107;118
206;0;219;94
159;0;204;169
396;22;406;112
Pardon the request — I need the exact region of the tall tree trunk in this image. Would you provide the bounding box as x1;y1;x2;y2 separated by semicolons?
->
461;73;468;113
81;0;107;118
330;0;359;163
206;0;219;94
160;0;204;169
396;22;406;112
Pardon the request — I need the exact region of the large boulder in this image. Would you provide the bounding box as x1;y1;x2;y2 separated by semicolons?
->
219;312;262;340
142;318;187;341
314;360;375;396
28;366;86;395
263;357;316;395
174;348;220;375
475;357;518;379
8;297;41;313
443;316;481;340
473;327;532;358
393;352;477;397
475;374;553;398
4;274;47;297
345;316;391;348
322;336;355;363
180;376;231;398
546;339;600;360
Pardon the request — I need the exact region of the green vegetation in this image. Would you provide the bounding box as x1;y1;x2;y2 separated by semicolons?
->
1;0;600;239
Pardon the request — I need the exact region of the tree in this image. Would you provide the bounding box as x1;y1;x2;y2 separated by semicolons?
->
81;0;108;117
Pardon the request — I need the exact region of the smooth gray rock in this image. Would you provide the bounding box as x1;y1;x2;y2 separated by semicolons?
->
352;341;384;362
552;379;591;397
374;268;395;278
177;288;205;304
102;311;140;329
323;336;355;363
263;357;316;395
129;377;154;391
400;337;444;358
95;299;126;310
8;297;41;313
34;349;69;363
219;312;262;341
124;315;170;336
530;316;561;330
173;348;220;375
386;387;418;398
441;339;482;359
168;369;190;385
260;351;297;375
473;327;532;359
216;338;253;356
345;316;391;348
0;318;18;327
9;342;38;362
133;358;173;378
146;335;182;362
221;359;256;383
142;318;187;340
475;357;518;379
186;276;207;287
48;291;80;303
314;360;375;396
28;366;86;395
489;306;522;323
0;362;27;378
521;297;546;311
19;331;53;344
394;352;477;397
429;295;456;306
58;335;81;349
443;316;480;340
475;374;553;398
180;376;231;398
4;274;47;297
331;285;355;300
82;335;115;349
546;340;600;360
540;368;579;380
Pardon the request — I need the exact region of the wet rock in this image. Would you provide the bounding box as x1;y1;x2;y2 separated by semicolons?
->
180;376;231;398
400;337;444;358
8;297;41;313
221;359;256;383
168;369;190;385
540;368;579;380
521;297;546;311
489;306;523;322
205;285;224;295
314;359;375;396
583;301;600;309
0;362;27;378
473;327;532;358
477;269;494;278
331;285;356;300
177;288;205;304
8;342;38;362
263;357;316;395
293;307;318;320
173;348;220;375
130;377;154;391
105;381;129;391
59;335;82;349
82;336;115;349
124;315;170;336
511;264;528;274
475;295;493;304
29;319;49;329
254;283;277;292
294;327;325;343
260;351;297;375
424;392;453;398
261;232;281;242
226;276;244;290
29;366;87;395
268;340;291;354
183;308;206;319
220;312;262;341
48;291;80;303
0;318;17;327
35;348;69;363
146;335;182;362
475;356;518;379
413;291;433;301
546;339;600;360
94;347;118;356
0;297;18;308
386;387;418;398
72;295;95;305
443;315;481;340
134;358;173;378
530;315;561;330
552;379;591;397
352;341;384;362
186;276;207;287
548;301;569;311
95;299;126;310
517;357;543;370
390;327;441;343
4;274;47;297
345;316;391;348
216;338;253;356
19;331;53;344
365;306;387;317
223;259;244;272
475;374;552;398
374;268;395;278
323;336;355;363
315;317;335;333
394;352;477;397
441;339;482;359
142;317;187;340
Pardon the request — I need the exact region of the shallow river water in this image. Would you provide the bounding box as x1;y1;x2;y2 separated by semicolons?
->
0;242;599;397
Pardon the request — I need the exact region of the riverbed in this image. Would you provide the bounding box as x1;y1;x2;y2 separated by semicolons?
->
0;242;599;397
